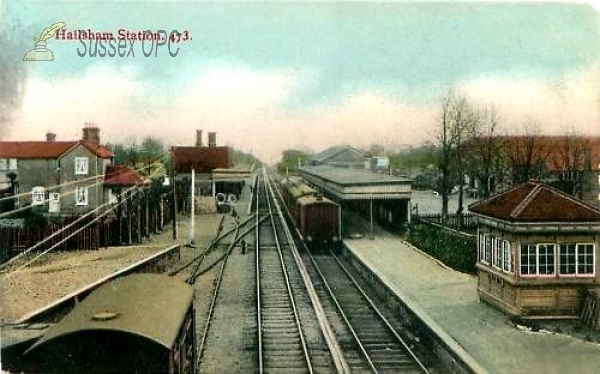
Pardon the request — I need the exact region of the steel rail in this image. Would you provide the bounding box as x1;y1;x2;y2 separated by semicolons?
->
176;215;255;281
195;219;240;367
255;173;264;374
301;240;379;372
270;171;351;374
263;172;313;374
331;251;430;373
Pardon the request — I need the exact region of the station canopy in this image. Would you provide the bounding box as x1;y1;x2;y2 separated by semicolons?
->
297;165;413;201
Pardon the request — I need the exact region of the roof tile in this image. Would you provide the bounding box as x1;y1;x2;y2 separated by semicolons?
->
469;181;600;222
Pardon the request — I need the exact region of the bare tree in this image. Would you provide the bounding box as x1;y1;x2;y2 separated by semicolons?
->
468;107;504;198
434;94;476;218
551;132;591;199
450;97;477;215
435;95;455;219
504;124;548;185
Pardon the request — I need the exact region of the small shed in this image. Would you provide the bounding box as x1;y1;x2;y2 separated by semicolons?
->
469;182;600;318
24;274;195;373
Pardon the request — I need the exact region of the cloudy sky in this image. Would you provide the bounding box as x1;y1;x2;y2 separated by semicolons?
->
1;1;598;162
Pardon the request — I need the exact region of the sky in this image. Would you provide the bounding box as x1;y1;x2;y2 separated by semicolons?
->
0;0;598;162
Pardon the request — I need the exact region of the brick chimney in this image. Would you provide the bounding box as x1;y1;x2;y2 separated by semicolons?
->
208;132;217;147
82;123;100;145
46;132;56;142
196;130;203;147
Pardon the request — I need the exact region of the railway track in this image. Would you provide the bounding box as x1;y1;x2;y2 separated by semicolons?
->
256;172;314;373
270;169;433;373
300;247;430;373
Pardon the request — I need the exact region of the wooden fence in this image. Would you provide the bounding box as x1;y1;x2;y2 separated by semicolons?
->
0;192;173;264
412;213;477;233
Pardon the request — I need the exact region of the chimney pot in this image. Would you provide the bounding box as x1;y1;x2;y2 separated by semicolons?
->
208;132;217;147
196;130;203;147
46;132;56;142
82;123;100;145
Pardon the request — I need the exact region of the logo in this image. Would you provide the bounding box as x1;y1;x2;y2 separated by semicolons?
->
23;22;65;61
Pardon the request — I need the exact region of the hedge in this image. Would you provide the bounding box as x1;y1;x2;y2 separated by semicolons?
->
406;223;477;274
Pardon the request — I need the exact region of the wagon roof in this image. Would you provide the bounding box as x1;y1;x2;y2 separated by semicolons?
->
26;274;194;354
297;195;336;206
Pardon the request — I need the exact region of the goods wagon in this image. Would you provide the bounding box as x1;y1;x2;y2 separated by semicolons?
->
279;176;341;251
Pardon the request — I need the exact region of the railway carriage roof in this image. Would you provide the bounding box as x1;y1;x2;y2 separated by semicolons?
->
297;195;337;207
282;177;316;199
26;274;194;354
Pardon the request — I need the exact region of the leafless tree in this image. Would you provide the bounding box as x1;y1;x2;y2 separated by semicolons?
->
434;94;476;218
468;107;504;198
435;95;455;219
450;97;477;215
551;131;591;199
504;124;547;185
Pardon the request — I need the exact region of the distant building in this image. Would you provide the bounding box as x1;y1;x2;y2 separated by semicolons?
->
0;125;114;215
171;130;249;214
469;181;600;318
370;156;390;172
466;135;600;206
308;145;370;169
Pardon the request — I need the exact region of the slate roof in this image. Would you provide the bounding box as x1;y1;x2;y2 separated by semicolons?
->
0;140;114;159
299;165;412;186
469;181;600;223
104;165;148;186
172;146;230;173
309;145;368;165
26;274;194;353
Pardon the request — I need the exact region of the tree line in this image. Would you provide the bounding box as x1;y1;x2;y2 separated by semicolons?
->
430;93;595;218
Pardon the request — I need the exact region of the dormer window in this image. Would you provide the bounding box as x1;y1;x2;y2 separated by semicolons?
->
75;157;88;175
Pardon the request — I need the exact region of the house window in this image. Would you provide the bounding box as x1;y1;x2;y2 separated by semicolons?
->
578;244;594;275
520;244;537;275
75;157;89;175
75;186;88;206
538;244;555;275
31;186;46;206
49;192;60;213
559;244;576;275
501;240;512;273
0;159;7;170
8;158;17;170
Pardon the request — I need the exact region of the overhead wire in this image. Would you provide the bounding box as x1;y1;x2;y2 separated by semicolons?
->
3;184;144;276
0;161;169;272
0;158;167;218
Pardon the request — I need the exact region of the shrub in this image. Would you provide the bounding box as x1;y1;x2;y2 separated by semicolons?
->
406;223;476;274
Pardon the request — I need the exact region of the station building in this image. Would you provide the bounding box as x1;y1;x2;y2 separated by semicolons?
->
171;130;251;213
469;181;600;318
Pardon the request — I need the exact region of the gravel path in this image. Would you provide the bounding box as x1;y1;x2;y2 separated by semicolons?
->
0;226;180;324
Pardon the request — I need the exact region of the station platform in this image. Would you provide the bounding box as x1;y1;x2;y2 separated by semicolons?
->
343;228;600;374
